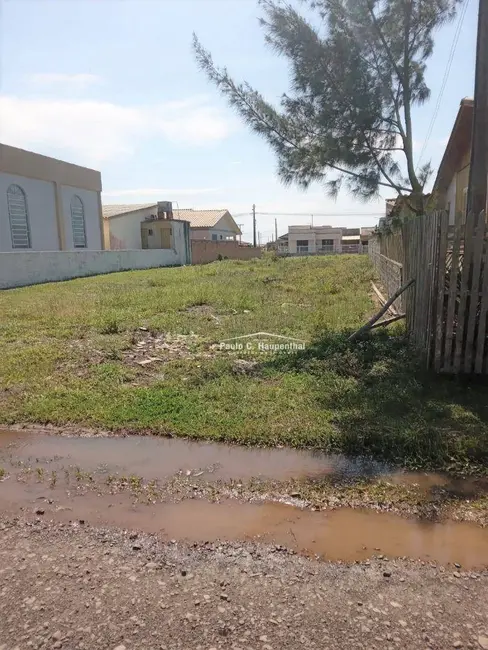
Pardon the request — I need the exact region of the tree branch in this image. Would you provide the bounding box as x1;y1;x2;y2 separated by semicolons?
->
195;39;410;193
366;1;404;84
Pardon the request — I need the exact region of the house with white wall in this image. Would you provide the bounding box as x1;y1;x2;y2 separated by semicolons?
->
181;209;241;241
287;225;343;254
0;143;103;252
103;204;241;249
0;149;191;289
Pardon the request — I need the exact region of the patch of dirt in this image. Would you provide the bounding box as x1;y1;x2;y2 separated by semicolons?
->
231;359;260;375
123;330;215;367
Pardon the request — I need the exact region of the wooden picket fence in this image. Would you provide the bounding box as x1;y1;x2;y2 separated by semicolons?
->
370;209;488;374
432;209;488;373
401;211;440;366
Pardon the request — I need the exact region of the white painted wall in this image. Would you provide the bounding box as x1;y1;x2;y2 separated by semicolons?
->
314;233;342;252
446;175;457;225
61;186;102;250
288;231;342;253
0;249;184;289
108;212;190;263
0;172;58;252
108;207;158;249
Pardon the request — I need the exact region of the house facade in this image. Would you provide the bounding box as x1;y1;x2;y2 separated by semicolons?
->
103;204;241;248
179;209;241;241
341;228;361;253
287;225;343;254
0;143;103;252
434;98;473;224
102;202;191;264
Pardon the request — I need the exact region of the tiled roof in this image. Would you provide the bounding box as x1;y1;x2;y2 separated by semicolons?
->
102;204;156;219
173;209;228;228
102;204;237;230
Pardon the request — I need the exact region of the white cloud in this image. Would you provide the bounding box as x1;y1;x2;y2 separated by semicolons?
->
0;95;234;166
28;73;102;90
103;187;219;198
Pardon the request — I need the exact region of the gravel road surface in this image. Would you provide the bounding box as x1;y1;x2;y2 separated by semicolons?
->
1;516;488;650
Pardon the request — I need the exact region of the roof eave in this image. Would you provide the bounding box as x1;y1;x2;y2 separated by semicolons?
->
433;99;473;195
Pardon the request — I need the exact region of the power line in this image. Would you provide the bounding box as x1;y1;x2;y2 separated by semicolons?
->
232;211;384;217
416;0;470;170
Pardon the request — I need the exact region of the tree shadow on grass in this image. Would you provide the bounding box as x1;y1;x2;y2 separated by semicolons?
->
263;329;488;471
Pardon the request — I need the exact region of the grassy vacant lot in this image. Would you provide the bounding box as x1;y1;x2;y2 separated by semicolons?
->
1;255;488;471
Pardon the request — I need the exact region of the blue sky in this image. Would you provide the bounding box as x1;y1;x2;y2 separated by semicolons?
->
0;0;478;242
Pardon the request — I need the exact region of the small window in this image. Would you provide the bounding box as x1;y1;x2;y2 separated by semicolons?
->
7;184;31;249
70;195;87;248
322;239;334;246
148;229;154;236
212;234;218;241
220;235;223;240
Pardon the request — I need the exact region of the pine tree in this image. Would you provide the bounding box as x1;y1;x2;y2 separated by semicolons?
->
193;0;463;214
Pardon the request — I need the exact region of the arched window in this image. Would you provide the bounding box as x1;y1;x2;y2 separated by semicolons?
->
70;195;87;248
7;184;31;249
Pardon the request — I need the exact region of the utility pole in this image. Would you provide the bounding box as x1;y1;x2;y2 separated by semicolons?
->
274;218;278;242
252;204;257;248
467;0;488;219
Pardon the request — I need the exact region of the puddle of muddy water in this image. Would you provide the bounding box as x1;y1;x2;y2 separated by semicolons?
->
1;429;488;500
1;473;487;568
1;429;488;567
1;429;488;499
0;429;392;482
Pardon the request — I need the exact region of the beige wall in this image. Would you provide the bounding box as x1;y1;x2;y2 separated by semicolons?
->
0;144;102;190
191;240;261;264
0;143;104;250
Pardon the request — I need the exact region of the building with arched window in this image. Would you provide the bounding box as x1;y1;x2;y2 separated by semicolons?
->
0;143;103;252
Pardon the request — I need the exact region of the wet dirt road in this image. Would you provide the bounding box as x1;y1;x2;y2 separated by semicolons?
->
1;517;488;650
1;428;488;649
1;428;488;569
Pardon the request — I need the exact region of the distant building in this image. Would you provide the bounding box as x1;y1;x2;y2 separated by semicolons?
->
360;227;375;251
103;204;241;249
267;233;288;252
287;224;343;254
341;227;361;253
